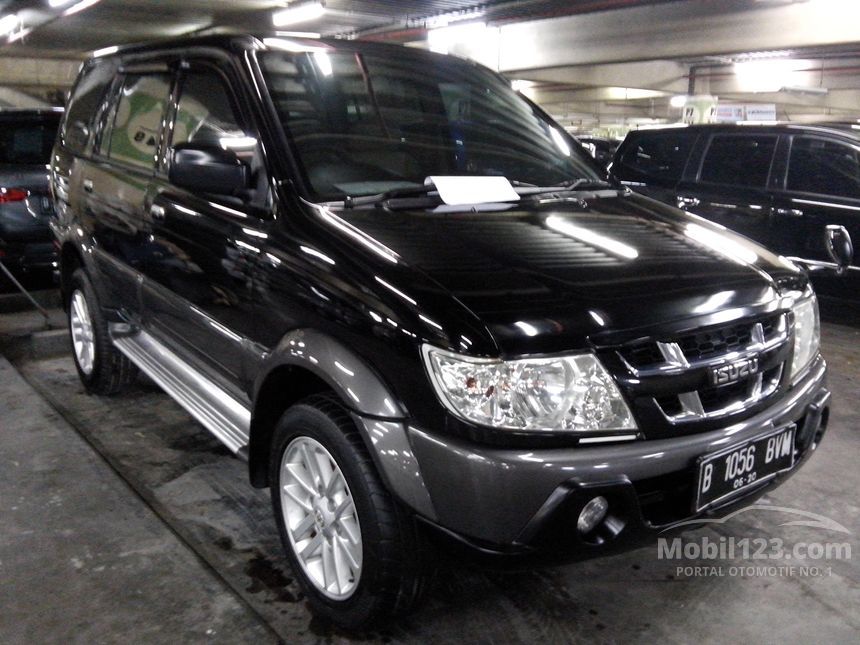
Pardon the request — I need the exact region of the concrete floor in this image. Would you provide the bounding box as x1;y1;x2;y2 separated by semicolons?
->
1;293;859;643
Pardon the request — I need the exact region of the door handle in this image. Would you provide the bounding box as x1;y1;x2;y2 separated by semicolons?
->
677;195;700;208
775;207;804;217
150;204;166;221
83;179;93;193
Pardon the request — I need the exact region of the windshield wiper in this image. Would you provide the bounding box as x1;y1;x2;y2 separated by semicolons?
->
340;185;438;208
328;177;617;210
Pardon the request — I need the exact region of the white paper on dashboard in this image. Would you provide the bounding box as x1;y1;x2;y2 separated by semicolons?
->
427;176;520;206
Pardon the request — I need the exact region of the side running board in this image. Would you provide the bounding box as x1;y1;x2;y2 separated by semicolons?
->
110;327;250;454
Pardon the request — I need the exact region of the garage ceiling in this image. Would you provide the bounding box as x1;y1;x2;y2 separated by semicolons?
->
0;0;857;128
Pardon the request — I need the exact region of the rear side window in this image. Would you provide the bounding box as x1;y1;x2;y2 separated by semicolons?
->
617;133;694;182
700;134;777;188
787;136;860;199
0;115;61;164
106;73;172;171
62;60;115;154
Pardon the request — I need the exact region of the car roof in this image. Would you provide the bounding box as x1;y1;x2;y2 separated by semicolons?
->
626;122;860;141
90;32;465;65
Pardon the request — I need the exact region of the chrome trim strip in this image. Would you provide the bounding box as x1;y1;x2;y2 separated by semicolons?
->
578;434;639;444
111;326;250;453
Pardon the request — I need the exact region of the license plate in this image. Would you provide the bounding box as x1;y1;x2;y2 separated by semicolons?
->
695;425;795;512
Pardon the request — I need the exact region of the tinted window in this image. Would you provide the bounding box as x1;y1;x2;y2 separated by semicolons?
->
172;70;245;149
261;49;601;200
62;60;115;154
700;134;777;187
107;73;171;170
787;136;860;199
0;115;61;164
618;133;694;182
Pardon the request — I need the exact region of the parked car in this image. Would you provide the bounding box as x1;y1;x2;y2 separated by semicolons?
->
0;108;63;277
575;135;619;167
52;36;845;628
610;123;857;304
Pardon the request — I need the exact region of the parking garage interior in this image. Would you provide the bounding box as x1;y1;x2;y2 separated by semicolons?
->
1;1;858;643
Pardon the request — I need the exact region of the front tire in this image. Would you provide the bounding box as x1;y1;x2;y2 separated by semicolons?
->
68;268;137;395
269;394;429;629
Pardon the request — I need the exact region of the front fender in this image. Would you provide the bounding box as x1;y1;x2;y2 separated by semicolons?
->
254;328;406;419
251;329;436;519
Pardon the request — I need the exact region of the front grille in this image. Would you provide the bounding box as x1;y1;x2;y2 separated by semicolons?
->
616;312;790;425
620;312;785;369
678;322;752;362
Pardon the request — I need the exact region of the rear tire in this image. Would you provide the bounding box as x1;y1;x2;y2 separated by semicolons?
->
269;394;429;629
68;268;137;395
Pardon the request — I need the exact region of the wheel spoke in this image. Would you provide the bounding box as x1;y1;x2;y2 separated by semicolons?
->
300;532;324;559
291;512;315;541
301;443;322;489
286;462;317;497
282;484;312;513
331;535;348;591
333;497;354;521
339;517;360;545
335;534;359;573
321;539;335;591
324;467;344;497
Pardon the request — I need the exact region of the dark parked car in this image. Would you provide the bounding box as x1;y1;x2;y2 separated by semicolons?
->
0;108;63;276
52;36;844;628
576;135;619;167
610;123;857;304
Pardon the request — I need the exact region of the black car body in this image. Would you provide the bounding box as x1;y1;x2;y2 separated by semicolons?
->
51;36;833;627
0;109;62;274
610;123;858;305
576;135;619;167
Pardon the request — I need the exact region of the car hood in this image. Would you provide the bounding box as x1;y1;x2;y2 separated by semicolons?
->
329;191;804;356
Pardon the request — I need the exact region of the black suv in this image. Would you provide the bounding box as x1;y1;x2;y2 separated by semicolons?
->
0;108;62;278
610;123;858;305
52;36;840;628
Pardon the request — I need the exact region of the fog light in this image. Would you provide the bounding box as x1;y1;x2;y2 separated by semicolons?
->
577;496;609;534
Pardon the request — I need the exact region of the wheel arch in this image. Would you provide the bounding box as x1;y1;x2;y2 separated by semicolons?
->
59;241;85;306
248;329;436;519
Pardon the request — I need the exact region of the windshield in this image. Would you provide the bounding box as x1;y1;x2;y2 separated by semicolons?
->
260;46;602;201
0;115;61;165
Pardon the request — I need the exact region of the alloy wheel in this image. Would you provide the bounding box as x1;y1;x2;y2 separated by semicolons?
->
279;436;363;599
70;289;95;375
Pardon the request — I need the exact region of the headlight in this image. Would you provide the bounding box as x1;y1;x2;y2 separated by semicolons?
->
790;294;820;380
422;345;636;432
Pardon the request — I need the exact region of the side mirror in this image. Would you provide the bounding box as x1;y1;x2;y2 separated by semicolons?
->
825;225;853;276
169;143;248;197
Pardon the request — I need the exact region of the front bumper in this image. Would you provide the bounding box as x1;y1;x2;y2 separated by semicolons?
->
402;356;829;558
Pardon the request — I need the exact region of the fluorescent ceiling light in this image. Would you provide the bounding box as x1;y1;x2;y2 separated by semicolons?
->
426;9;483;28
64;0;103;16
733;58;809;92
670;95;688;108
550;127;571;157
48;0;75;7
313;50;332;76
427;21;490;55
0;14;19;35
92;45;118;57
510;79;535;92
263;37;327;53
8;27;32;43
272;2;325;27
275;31;320;38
